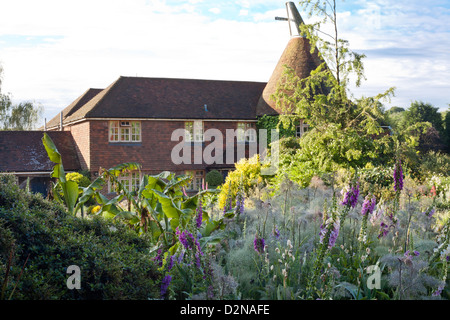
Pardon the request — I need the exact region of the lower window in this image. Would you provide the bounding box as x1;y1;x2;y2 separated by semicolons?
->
108;171;141;193
296;120;309;138
185;170;205;191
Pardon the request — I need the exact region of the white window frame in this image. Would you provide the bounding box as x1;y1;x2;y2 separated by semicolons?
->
237;122;256;142
108;171;141;193
109;120;120;141
185;121;203;142
185;121;193;142
131;121;141;142
185;170;204;191
109;120;141;142
296;119;309;138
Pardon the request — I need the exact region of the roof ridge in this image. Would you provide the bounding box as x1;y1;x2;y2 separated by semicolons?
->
119;75;266;84
45;88;103;129
83;77;123;119
47;76;266;122
65;88;102;118
64;77;123;123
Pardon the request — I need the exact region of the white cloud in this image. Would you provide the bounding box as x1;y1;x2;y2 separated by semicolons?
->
0;0;449;125
239;9;249;16
237;0;250;8
303;0;450;111
209;8;221;14
0;0;290;122
253;8;286;21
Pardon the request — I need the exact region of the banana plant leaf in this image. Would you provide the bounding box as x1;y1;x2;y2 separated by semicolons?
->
152;189;181;219
74;177;105;213
42;133;62;170
163;175;191;193
62;180;79;213
114;211;140;224
201;219;224;237
42;133;79;214
106;162;142;176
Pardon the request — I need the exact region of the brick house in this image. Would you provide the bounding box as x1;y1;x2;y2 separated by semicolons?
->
44;77;268;191
0;2;322;193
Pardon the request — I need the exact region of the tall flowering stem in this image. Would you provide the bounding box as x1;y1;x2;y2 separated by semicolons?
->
223;191;233;214
319;219;340;250
430;218;450;263
309;217;338;296
196;198;203;229
308;196;339;298
359;195;376;253
235;187;245;217
340;181;359;226
253;234;265;254
176;227;203;254
174;224;211;296
393;159;404;192
430;219;449;298
393;158;403;212
252;232;268;290
160;274;172;299
432;257;448;297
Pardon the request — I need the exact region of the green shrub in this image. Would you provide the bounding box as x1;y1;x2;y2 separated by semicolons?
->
358;165;395;200
417;151;450;181
0;175;160;300
218;155;268;209
66;172;91;188
205;170;223;188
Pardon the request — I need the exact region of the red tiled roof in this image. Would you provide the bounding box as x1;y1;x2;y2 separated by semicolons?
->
56;77;266;125
0;131;81;172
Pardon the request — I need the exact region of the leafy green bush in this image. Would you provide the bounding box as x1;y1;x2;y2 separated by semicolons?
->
218;155;268;209
0;174;160;300
358;165;395;200
417;151;450;181
66;172;91;188
205;170;223;188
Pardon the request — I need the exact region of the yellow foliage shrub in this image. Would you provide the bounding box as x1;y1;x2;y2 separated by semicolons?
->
218;154;267;209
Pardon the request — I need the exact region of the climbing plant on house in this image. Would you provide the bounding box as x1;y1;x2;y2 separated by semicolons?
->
256;114;296;146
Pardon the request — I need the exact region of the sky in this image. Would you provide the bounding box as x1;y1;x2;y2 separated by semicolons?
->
0;0;449;126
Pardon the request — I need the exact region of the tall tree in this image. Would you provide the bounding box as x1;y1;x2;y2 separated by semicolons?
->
387;107;405;114
385;107;406;132
273;0;395;175
401;101;444;136
0;63;42;130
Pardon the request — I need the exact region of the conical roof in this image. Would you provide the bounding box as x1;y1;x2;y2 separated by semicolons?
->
256;2;323;116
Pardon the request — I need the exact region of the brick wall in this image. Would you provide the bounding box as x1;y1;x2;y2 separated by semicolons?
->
69;119;259;175
63;121;90;171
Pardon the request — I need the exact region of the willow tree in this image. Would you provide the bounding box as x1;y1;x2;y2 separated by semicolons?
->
273;0;396;181
0;64;42;130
